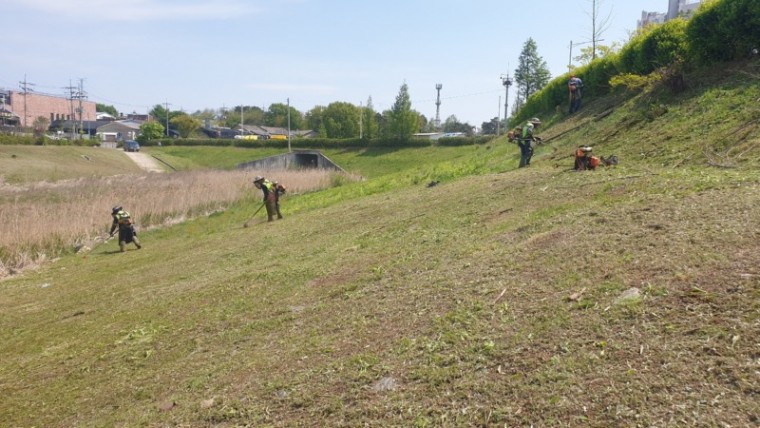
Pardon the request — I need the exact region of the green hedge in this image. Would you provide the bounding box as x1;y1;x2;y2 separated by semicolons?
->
0;134;36;145
144;136;494;149
0;135;100;146
617;19;688;75
687;0;760;64
513;55;620;125
143;137;434;149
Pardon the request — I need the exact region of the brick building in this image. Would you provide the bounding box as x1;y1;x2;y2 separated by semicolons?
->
0;89;96;128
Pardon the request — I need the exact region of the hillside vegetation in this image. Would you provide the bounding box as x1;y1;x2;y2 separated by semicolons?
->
1;56;759;427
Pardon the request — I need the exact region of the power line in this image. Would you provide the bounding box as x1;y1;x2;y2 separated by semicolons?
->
87;92;152;110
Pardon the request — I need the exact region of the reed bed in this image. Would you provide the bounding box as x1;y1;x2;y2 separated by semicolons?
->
0;168;336;278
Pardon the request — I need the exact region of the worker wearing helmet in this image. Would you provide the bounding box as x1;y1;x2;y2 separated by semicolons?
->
109;205;141;252
518;117;542;167
568;74;584;113
253;176;282;222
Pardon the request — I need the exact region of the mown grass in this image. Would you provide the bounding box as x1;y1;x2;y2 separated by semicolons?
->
0;145;142;183
3;164;757;427
1;61;759;427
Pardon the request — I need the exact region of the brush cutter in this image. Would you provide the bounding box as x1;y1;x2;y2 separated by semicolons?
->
79;233;114;254
243;202;266;228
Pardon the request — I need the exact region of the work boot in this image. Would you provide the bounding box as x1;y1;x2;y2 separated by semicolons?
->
277;214;283;219
268;215;274;222
119;241;126;252
133;237;142;249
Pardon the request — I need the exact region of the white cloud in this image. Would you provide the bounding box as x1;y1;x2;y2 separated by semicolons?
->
9;0;261;21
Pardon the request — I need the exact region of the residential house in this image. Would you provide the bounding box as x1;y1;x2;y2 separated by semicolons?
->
96;120;143;142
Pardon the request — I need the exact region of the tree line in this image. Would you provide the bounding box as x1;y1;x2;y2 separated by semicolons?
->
99;83;478;142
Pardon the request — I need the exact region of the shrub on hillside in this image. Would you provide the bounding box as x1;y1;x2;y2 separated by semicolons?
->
610;73;662;92
687;0;760;64
616;19;688;75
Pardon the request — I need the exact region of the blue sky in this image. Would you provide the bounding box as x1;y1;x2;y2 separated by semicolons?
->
2;0;668;128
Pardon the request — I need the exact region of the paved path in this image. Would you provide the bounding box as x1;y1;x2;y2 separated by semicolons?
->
124;151;164;173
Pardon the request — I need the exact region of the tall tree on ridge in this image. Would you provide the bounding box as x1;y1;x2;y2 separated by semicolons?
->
514;38;551;105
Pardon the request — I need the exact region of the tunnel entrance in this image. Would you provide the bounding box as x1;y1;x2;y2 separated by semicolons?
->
236;150;345;173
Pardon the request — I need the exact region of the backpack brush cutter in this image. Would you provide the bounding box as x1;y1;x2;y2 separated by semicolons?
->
243;202;266;228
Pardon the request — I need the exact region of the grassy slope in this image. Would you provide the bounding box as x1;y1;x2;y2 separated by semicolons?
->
148;146;286;171
148;144;487;180
1;62;759;427
0;145;143;183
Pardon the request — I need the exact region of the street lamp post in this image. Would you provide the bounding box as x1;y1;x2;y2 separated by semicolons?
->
500;74;513;133
287;98;291;153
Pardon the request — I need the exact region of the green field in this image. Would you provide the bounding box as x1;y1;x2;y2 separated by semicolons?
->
1;61;759;427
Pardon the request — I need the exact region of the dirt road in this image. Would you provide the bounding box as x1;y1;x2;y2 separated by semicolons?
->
124;151;164;173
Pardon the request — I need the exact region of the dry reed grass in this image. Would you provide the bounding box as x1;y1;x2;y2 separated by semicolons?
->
0;168;336;278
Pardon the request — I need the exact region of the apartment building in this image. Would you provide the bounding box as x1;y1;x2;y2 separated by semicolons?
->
638;0;703;29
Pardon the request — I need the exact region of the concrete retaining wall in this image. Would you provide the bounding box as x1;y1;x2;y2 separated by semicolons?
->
236;150;346;173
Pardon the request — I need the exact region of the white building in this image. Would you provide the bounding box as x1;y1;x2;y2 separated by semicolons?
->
667;0;702;20
638;11;666;28
638;0;703;29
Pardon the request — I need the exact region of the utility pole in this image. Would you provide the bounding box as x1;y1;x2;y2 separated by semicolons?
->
286;97;291;153
359;101;363;139
164;101;171;137
500;74;513;133
434;83;443;130
497;96;501;136
76;78;86;140
19;75;35;128
65;80;78;136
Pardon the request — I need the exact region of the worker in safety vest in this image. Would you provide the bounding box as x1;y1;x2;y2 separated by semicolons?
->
253;176;283;222
519;117;542;168
109;206;142;252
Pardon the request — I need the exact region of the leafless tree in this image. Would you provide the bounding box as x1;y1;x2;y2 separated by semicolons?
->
587;0;613;60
